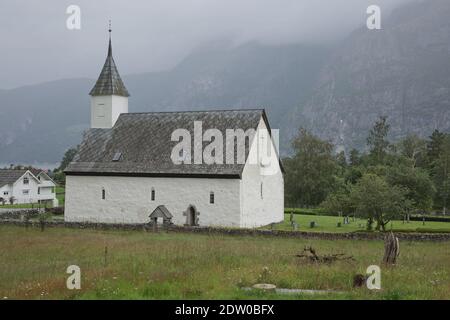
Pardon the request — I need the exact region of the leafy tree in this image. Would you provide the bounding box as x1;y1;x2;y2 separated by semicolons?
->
367;116;390;164
335;151;347;176
321;181;353;216
349;148;361;166
350;174;409;231
284;128;338;207
397;134;427;168
432;136;450;215
427;130;446;166
386;164;435;213
57;147;78;172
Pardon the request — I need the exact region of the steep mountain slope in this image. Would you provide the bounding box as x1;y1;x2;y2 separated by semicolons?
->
294;0;450;152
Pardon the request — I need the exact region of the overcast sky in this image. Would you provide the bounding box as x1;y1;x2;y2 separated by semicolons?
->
0;0;416;89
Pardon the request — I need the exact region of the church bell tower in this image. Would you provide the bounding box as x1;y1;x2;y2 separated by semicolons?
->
89;23;129;128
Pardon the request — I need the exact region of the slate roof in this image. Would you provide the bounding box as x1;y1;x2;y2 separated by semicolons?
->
0;169;27;188
65;109;275;178
89;37;130;97
149;205;173;219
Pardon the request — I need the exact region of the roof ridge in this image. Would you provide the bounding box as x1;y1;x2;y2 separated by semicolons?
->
120;108;265;115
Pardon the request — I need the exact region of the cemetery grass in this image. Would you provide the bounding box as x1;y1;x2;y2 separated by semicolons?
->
0;225;449;300
265;214;450;233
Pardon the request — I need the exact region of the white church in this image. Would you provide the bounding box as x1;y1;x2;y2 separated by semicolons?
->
64;31;284;228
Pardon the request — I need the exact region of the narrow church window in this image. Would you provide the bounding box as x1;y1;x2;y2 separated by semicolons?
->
210;192;214;204
151;188;155;201
260;182;263;199
102;188;106;200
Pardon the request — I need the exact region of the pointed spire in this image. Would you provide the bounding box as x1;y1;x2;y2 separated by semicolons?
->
89;21;130;97
107;20;112;57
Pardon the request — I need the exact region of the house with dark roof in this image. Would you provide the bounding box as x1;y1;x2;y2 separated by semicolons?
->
64;32;284;228
0;169;58;206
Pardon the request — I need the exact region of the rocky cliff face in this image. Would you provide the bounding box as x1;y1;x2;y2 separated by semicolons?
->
294;0;450;152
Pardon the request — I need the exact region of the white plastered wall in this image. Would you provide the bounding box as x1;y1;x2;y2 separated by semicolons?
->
65;175;241;227
90;95;128;128
240;118;284;228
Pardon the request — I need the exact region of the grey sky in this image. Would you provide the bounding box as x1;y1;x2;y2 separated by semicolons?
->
0;0;415;89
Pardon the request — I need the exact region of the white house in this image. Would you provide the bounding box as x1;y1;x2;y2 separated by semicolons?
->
0;169;58;206
64;32;284;228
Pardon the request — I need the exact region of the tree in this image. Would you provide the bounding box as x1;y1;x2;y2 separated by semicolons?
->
321;181;353;216
397;134;427;168
427;130;446;166
432;136;450;215
386;164;435;213
335;151;347;176
284;128;338;207
350;174;409;231
367;116;390;164
349;148;361;166
57;147;78;172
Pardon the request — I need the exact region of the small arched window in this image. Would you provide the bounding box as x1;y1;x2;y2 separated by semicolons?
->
209;191;215;204
102;188;106;200
151;188;155;201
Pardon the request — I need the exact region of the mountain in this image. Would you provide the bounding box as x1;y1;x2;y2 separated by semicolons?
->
0;43;328;164
1;0;450;165
293;0;450;152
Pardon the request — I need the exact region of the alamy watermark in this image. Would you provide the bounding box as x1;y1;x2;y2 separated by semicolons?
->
366;265;381;290
66;5;81;30
367;5;381;30
66;265;81;290
170;121;280;176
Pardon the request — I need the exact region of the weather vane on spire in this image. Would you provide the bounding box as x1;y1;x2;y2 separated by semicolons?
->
108;20;112;34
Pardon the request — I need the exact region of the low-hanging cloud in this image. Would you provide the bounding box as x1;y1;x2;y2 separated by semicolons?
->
0;0;417;89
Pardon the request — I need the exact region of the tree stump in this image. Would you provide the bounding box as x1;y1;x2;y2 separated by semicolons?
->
383;232;400;265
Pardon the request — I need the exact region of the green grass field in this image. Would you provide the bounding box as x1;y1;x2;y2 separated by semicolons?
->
0;225;449;300
266;214;450;233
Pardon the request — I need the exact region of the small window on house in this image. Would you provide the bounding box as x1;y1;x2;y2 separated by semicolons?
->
210;191;214;204
23;190;29;195
3;191;8;196
102;188;106;200
38;187;41;195
112;152;122;161
23;177;29;185
151;188;155;201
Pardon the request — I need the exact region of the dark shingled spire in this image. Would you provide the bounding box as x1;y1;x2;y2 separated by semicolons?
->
89;25;130;97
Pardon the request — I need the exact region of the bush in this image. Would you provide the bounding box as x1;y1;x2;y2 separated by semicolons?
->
284;208;329;216
45;206;65;215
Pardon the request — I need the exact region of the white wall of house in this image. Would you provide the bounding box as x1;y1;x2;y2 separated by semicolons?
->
65;175;242;226
240;118;284;228
0;171;58;205
11;172;40;204
90;95;128;128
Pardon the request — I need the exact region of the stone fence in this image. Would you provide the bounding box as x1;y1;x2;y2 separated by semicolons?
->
1;219;450;242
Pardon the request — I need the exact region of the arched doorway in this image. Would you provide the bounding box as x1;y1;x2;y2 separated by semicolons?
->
184;205;200;226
